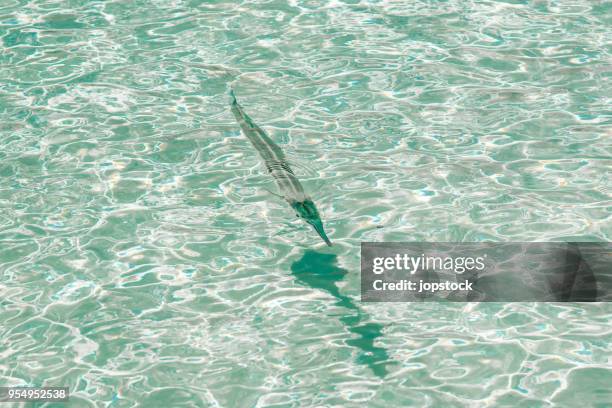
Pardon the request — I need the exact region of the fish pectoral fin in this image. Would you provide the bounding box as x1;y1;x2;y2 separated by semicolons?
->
262;187;284;199
274;223;302;238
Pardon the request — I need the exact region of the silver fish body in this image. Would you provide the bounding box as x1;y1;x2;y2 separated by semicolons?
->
230;90;332;246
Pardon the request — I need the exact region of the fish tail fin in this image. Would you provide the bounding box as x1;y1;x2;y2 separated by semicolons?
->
229;88;237;105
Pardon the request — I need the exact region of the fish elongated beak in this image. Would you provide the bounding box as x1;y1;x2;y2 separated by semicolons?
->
309;221;333;247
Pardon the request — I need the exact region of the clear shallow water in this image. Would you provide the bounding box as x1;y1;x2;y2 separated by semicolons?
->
1;0;611;406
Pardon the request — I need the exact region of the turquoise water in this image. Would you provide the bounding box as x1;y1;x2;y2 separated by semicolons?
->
1;0;611;406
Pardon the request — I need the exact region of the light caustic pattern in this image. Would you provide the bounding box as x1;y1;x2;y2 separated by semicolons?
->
0;0;610;407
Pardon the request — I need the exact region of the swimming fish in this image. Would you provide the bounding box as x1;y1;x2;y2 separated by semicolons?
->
229;89;332;246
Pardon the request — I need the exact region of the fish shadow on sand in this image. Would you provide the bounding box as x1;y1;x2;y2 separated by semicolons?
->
290;250;391;378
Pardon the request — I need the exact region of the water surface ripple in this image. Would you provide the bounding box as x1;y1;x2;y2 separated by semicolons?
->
0;0;610;406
